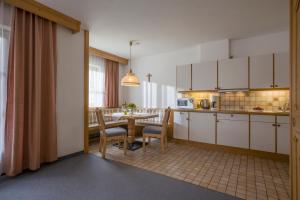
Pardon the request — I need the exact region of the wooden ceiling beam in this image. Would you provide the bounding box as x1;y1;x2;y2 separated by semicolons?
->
5;0;81;33
89;47;128;65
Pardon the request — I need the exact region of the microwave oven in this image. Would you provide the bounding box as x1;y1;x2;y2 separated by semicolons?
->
176;98;194;109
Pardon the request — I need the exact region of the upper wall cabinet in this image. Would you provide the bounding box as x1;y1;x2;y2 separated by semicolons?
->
176;64;192;91
250;54;273;89
218;57;249;89
249;53;289;89
192;61;217;90
274;52;289;88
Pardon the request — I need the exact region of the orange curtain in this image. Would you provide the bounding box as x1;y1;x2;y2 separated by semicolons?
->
4;7;57;176
104;59;119;107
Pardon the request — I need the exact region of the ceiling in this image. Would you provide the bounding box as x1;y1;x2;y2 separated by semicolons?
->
38;0;289;59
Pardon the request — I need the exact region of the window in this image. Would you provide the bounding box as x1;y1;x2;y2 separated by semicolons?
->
89;55;105;107
0;26;10;174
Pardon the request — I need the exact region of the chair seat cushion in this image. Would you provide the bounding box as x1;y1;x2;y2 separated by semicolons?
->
105;127;127;136
143;126;161;134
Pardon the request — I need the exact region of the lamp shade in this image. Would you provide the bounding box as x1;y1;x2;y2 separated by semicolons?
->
121;69;140;86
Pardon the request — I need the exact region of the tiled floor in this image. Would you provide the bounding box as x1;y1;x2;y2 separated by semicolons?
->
89;140;290;200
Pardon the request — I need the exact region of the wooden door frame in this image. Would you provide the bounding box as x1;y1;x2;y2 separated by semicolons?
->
84;30;89;153
290;0;299;198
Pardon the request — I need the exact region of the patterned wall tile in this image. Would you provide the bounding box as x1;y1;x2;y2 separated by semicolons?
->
182;90;289;112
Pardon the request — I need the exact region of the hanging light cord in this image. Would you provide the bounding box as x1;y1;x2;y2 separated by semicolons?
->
129;41;132;72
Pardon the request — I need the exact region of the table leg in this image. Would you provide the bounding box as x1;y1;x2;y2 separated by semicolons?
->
127;118;136;144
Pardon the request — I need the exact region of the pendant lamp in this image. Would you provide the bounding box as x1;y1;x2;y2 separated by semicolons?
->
121;40;140;86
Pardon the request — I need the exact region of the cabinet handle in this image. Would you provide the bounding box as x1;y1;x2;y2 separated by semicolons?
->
272;123;277;127
216;120;219;123
230;114;234;117
274;84;278;87
277;124;281;127
186;118;189;121
270;84;274;88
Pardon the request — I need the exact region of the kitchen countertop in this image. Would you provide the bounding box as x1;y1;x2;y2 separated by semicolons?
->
172;108;290;116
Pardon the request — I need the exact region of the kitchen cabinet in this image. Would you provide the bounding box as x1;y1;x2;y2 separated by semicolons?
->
189;112;215;144
249;52;289;89
277;116;290;155
274;52;289;88
192;61;217;90
217;114;249;148
250;115;276;152
176;64;191;91
173;112;189;140
250;54;273;89
218;57;249;89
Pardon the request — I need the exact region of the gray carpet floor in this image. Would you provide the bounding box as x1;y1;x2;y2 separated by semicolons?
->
0;153;239;200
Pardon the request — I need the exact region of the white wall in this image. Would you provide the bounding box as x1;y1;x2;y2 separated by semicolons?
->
123;32;289;108
124;39;229;108
56;26;84;157
200;39;229;61
230;31;289;57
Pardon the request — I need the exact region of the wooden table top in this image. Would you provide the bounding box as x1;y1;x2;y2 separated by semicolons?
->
105;112;159;120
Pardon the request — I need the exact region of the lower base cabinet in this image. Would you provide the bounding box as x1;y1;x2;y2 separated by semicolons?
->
173;112;189;140
174;112;289;155
250;122;276;152
189;113;215;144
277;123;290;154
277;116;290;155
217;114;249;149
250;115;276;152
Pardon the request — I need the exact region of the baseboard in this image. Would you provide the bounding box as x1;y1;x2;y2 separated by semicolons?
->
58;151;84;161
173;139;289;162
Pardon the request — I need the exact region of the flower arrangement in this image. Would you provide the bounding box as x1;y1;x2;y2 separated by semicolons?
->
122;102;137;115
127;103;136;114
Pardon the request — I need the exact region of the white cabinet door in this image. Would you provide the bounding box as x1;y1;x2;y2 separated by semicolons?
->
173;112;189;140
274;52;289;88
250;54;273;89
217;118;249;149
277;116;290;155
277;123;290;154
192;61;217;90
218;57;249;89
250;122;276;152
176;65;191;91
189;113;215;144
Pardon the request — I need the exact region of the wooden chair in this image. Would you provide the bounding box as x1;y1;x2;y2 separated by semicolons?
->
142;108;171;152
95;109;127;158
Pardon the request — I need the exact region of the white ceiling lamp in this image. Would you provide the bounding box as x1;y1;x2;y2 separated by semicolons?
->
121;40;140;87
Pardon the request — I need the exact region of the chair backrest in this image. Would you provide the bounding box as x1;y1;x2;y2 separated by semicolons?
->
95;109;106;136
161;107;171;135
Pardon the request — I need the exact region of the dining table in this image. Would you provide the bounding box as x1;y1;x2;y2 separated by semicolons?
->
104;112;159;150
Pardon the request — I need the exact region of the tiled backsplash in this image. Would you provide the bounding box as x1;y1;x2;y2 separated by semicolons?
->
220;90;289;111
182;90;289;112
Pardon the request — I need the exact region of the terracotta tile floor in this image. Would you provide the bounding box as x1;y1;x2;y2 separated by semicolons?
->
89;140;290;200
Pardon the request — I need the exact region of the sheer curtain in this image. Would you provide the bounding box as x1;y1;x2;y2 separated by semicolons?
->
0;0;11;174
89;55;105;107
